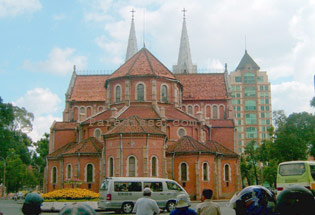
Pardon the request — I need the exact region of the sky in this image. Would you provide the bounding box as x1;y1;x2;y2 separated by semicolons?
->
0;0;314;142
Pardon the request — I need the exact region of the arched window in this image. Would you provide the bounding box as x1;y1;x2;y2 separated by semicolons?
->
52;167;57;184
109;157;114;177
212;106;218;119
128;156;136;177
115;85;121;103
66;164;72;179
136;83;145;101
94;128;101;140
203;162;209;181
178;127;186;138
98;106;104;112
224;164;230;182
151;156;158;177
79;107;86;121
180;163;188;181
161;85;168;102
86;164;93;183
188;105;193;115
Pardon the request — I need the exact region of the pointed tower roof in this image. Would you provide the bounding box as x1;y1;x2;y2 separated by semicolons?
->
173;11;197;74
106;48;176;85
125;9;138;62
236;50;260;70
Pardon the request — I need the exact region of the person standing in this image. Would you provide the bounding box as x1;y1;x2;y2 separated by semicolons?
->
133;188;160;215
196;189;221;215
170;194;197;215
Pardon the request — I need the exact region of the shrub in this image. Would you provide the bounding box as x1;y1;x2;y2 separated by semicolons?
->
42;188;100;200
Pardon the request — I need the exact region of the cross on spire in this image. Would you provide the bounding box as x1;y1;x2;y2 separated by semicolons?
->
130;8;136;20
182;8;187;19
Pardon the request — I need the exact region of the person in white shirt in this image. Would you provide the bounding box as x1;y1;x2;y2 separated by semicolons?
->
133;187;160;215
196;189;221;215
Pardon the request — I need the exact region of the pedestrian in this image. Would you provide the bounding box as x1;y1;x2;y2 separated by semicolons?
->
132;187;160;215
196;189;221;215
170;194;197;215
22;192;44;215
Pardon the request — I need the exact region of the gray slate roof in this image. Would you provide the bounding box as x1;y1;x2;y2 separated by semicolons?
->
236;50;260;70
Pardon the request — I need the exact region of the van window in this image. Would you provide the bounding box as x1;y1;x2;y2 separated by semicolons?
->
310;165;315;180
279;163;305;176
144;182;163;192
114;182;142;192
100;181;108;191
166;181;182;191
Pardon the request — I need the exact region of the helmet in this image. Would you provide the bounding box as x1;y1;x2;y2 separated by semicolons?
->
276;185;315;215
228;185;276;215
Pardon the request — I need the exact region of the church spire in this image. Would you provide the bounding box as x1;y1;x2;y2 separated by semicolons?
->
173;8;197;74
125;9;138;62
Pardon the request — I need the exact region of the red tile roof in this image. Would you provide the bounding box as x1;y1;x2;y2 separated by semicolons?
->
164;106;198;121
54;122;77;130
70;75;108;101
105;115;165;136
81;109;112;125
208;119;234;128
118;105;160;119
47;137;102;158
167;136;210;153
175;74;228;100
167;136;238;157
205;140;238;156
107;48;176;82
47;142;77;158
64;137;102;154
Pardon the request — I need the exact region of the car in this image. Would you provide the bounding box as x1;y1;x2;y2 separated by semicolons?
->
98;177;189;213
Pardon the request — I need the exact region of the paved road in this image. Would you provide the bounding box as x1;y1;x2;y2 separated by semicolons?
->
0;199;235;215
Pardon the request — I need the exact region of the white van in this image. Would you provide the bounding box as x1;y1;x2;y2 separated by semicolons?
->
97;177;189;213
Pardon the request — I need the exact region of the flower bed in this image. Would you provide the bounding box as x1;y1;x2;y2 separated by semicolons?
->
42;188;100;200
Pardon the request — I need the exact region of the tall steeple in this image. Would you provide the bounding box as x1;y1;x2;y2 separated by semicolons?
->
125;9;138;62
173;8;197;74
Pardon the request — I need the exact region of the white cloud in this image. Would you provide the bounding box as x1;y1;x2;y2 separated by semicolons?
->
15;88;61;115
0;0;42;17
272;81;314;115
23;47;87;75
52;14;66;21
81;0;315;115
15;88;62;141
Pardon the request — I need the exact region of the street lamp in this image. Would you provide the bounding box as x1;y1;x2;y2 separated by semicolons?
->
0;157;6;197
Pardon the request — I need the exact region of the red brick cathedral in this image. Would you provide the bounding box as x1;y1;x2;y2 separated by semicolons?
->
44;15;241;200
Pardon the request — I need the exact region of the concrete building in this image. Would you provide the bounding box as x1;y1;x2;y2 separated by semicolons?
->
229;50;272;153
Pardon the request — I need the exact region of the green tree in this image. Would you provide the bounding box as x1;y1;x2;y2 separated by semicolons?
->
4;151;36;193
32;133;49;189
274;112;315;161
240;155;254;186
244;141;260;184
